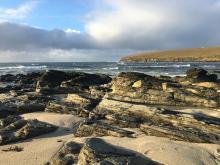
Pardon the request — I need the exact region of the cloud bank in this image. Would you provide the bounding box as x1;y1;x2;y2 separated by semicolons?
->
1;0;220;61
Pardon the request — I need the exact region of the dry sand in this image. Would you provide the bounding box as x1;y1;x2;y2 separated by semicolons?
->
0;112;219;165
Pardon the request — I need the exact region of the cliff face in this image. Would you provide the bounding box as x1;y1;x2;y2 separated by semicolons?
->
121;46;220;62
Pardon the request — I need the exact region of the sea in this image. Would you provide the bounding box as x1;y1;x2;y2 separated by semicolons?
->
0;62;220;77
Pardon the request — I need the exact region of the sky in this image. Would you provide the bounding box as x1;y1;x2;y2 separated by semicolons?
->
0;0;220;62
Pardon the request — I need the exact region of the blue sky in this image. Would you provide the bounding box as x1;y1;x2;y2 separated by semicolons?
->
0;0;93;31
0;0;220;62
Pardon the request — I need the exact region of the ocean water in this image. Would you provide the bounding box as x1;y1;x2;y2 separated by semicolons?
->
0;62;220;77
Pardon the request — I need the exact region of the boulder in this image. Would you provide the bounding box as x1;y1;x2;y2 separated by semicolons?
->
36;70;70;93
48;138;161;165
0;119;57;145
48;141;82;165
78;138;161;165
65;94;98;110
45;94;98;117
186;68;218;82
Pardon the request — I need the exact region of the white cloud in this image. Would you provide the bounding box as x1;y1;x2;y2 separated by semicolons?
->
1;0;220;61
0;1;38;20
65;28;81;34
85;0;220;50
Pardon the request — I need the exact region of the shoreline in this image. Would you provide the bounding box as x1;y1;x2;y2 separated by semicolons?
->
0;67;219;164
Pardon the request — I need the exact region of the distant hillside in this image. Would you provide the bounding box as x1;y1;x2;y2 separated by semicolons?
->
121;46;220;62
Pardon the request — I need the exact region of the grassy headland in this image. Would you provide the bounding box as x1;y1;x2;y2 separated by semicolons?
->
121;46;220;62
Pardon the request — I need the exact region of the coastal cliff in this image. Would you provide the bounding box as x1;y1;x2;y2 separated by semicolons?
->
121;46;220;62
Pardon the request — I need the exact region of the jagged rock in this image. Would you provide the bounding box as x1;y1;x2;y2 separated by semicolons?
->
37;70;69;88
89;85;112;99
0;73;41;90
78;138;161;165
107;70;219;108
65;94;98;110
48;141;82;165
74;120;135;138
45;96;95;117
45;101;80;116
186;68;218;82
36;71;112;95
96;99;220;144
0;115;22;128
61;72;112;88
0;119;57;145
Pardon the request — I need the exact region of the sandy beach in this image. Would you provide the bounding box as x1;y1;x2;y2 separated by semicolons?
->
0;112;219;165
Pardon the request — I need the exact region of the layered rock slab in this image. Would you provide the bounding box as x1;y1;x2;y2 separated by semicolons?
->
96;99;220;144
108;71;219;108
74;120;135;138
0;116;57;145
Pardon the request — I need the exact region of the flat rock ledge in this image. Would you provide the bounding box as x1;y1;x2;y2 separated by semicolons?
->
96;99;220;144
74;120;135;138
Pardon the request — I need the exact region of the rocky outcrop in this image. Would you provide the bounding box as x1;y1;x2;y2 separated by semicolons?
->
96;99;220;144
107;71;219;108
186;68;218;82
74;120;135;138
0;117;57;145
45;94;99;117
61;72;112;88
48;138;161;165
78;138;161;165
36;70;111;94
48;141;82;165
0;68;220;147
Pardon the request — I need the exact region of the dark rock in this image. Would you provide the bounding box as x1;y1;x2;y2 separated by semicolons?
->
36;70;70;92
36;71;111;95
2;146;23;152
62;72;112;87
0;103;17;118
17;103;45;114
0;74;15;82
186;68;218;82
0;115;22;128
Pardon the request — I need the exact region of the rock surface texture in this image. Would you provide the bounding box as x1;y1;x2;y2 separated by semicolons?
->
0;116;57;145
0;68;219;165
48;138;162;165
